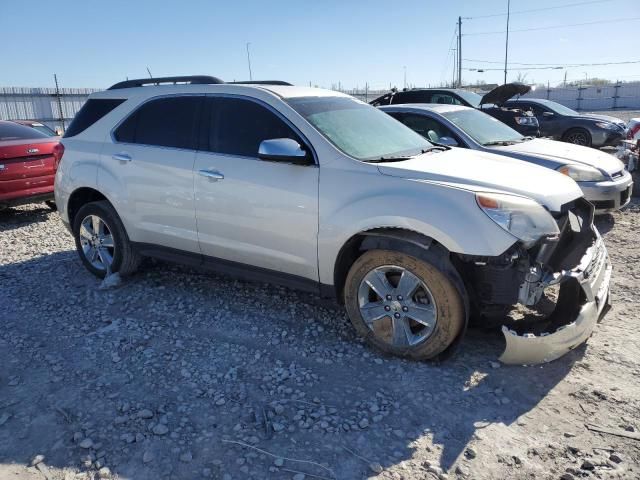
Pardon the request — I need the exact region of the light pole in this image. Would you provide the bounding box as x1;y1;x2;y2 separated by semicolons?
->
504;0;511;84
403;66;407;89
246;43;253;81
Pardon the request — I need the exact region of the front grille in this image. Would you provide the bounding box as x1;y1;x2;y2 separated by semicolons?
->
585;238;606;279
621;187;631;206
593;199;615;210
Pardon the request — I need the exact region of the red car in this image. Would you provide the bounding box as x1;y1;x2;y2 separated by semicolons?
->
0;120;61;210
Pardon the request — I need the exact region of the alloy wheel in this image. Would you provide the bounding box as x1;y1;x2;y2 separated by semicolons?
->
566;131;588;145
78;214;115;271
357;265;438;347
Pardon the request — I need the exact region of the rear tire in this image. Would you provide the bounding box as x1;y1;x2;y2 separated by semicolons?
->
72;201;140;278
563;128;592;147
344;249;465;361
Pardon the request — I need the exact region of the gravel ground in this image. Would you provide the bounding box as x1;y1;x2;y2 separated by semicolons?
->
1;200;639;480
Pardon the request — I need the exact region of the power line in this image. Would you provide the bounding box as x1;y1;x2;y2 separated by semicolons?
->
463;0;614;20
464;59;640;68
465;16;640;36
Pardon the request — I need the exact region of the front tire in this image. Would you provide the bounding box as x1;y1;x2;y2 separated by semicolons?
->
72;200;140;278
563;128;592;147
344;249;465;360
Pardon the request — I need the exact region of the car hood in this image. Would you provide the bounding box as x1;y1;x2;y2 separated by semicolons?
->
377;148;582;212
494;138;624;175
480;83;531;106
578;113;626;128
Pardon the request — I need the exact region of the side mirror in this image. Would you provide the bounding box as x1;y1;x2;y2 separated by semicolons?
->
437;136;459;147
542;111;554;117
258;138;311;165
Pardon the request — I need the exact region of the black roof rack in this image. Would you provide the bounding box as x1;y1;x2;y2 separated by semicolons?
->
227;80;293;86
107;75;224;90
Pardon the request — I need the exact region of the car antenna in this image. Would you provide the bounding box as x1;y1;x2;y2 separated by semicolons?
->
146;67;153;79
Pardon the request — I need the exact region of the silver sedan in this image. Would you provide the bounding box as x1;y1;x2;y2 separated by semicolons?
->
380;104;633;213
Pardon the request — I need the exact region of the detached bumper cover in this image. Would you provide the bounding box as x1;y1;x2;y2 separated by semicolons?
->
499;234;611;365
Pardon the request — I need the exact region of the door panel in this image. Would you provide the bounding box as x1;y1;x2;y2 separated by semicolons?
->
98;96;203;253
194;96;319;281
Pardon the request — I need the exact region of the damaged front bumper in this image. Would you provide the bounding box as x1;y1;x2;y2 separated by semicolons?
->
499;233;612;365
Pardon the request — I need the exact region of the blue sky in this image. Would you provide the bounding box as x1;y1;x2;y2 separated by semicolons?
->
1;0;638;90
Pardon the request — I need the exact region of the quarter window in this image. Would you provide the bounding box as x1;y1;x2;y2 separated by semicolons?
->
114;96;202;149
64;99;126;138
205;97;301;157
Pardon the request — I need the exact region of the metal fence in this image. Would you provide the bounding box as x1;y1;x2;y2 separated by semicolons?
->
0;87;99;132
2;81;640;132
521;82;640;111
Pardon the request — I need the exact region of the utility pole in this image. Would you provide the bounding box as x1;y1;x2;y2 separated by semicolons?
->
403;66;407;89
53;74;65;131
457;16;462;87
504;0;511;84
246;43;253;81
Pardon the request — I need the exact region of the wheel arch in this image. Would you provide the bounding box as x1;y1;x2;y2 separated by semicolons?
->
332;227;465;302
67;187;111;227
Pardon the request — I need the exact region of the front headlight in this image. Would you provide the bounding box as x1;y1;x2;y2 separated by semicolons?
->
557;164;605;182
476;193;560;247
515;116;539;126
594;122;617;130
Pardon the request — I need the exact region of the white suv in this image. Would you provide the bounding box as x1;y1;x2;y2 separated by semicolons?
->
54;76;612;364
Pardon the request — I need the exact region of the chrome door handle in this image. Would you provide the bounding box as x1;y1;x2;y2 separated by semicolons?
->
112;153;132;162
198;169;224;181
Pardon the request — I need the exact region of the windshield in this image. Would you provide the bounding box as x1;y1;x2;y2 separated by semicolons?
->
538;100;579;116
454;90;483;108
442;108;525;145
287;96;433;161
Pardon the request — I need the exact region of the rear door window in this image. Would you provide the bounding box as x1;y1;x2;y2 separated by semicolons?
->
204;97;302;157
392;91;433;104
114;96;203;150
431;93;463;105
64;99;126;138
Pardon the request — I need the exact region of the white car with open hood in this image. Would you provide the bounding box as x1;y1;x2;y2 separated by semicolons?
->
54;76;612;365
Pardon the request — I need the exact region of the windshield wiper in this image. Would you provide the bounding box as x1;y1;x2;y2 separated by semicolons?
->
366;146;446;163
366;155;415;163
483;140;521;146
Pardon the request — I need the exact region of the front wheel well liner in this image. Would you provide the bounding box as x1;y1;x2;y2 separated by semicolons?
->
333;228;448;303
67;187;108;226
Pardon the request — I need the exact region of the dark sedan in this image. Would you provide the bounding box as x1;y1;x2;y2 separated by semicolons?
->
370;84;540;137
503;98;627;148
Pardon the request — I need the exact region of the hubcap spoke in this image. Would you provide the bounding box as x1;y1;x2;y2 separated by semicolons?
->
406;302;436;327
101;234;114;248
79;223;93;240
360;302;389;325
364;270;393;300
92;216;103;236
392;317;412;347
395;270;421;298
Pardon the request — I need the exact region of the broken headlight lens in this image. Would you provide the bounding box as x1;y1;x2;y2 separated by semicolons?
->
476;193;560;247
557;164;605;182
